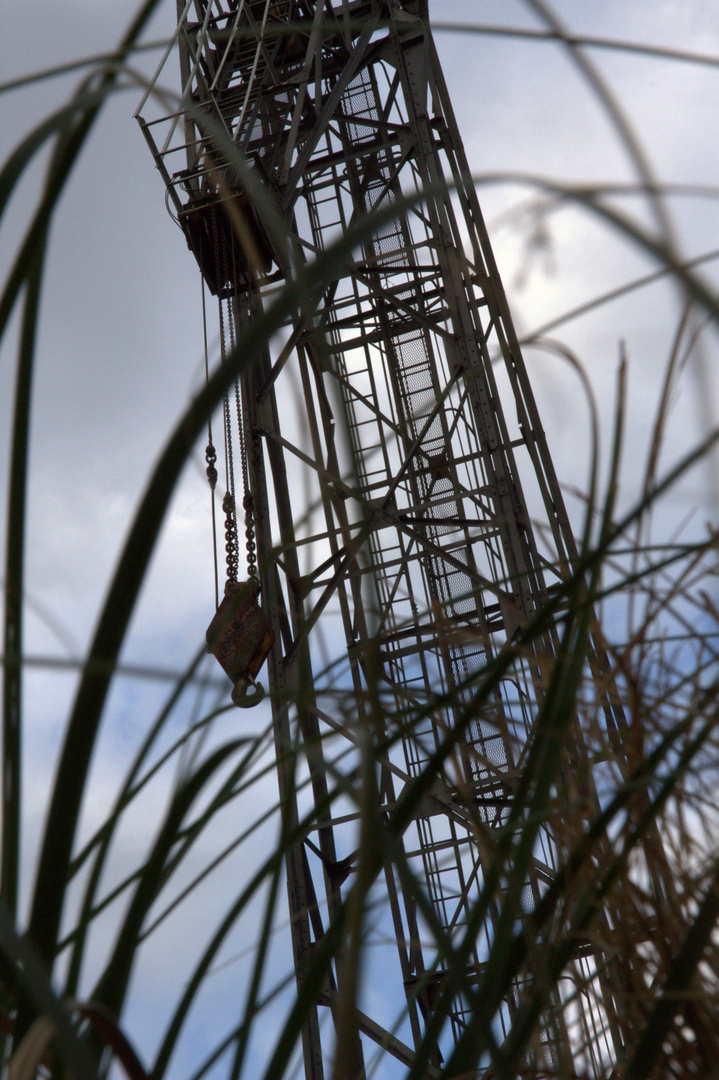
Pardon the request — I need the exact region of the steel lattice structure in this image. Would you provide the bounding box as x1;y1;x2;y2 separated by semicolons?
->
137;3;636;1077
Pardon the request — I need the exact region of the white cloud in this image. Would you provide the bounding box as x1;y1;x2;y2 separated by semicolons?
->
2;2;718;1075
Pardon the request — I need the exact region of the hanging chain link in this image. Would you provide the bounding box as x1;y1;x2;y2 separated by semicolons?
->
243;492;257;578
212;201;256;586
205;441;217;489
232;307;258;580
212;204;240;590
222;492;239;585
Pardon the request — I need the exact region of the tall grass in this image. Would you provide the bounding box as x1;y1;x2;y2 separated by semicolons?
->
1;3;719;1079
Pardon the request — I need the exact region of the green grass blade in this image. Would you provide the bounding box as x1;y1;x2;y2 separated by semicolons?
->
63;645;208;995
0;91;107;224
2;238;46;922
91;738;248;1018
0;903;95;1079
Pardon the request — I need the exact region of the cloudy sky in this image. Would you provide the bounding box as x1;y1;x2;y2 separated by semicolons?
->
2;0;719;1075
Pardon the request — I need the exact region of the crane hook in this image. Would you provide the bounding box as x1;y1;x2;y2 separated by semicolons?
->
206;580;274;710
232;675;266;709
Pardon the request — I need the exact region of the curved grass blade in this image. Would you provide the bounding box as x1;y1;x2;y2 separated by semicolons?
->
2;240;45;922
63;644;208;995
91;738;249;1019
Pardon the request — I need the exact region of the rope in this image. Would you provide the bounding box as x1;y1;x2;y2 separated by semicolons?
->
201;276;220;609
212;199;257;586
212;204;239;589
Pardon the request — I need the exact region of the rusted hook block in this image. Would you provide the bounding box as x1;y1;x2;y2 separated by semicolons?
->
206;580;274;709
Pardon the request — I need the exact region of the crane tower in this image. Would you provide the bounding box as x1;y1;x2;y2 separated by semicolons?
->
137;3;627;1076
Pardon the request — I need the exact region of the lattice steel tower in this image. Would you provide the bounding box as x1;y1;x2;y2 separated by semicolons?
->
137;3;629;1077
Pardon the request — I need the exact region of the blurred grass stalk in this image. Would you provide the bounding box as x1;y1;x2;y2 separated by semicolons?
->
2;2;719;1079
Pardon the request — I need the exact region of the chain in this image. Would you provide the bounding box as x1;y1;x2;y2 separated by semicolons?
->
212;201;257;585
232;302;258;579
212;204;241;591
223;492;239;585
244;491;257;578
206;440;220;604
205;440;217;489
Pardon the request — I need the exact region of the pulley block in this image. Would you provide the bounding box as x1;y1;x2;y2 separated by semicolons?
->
206;580;274;708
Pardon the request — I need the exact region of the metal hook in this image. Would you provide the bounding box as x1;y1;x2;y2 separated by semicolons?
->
232;676;266;709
